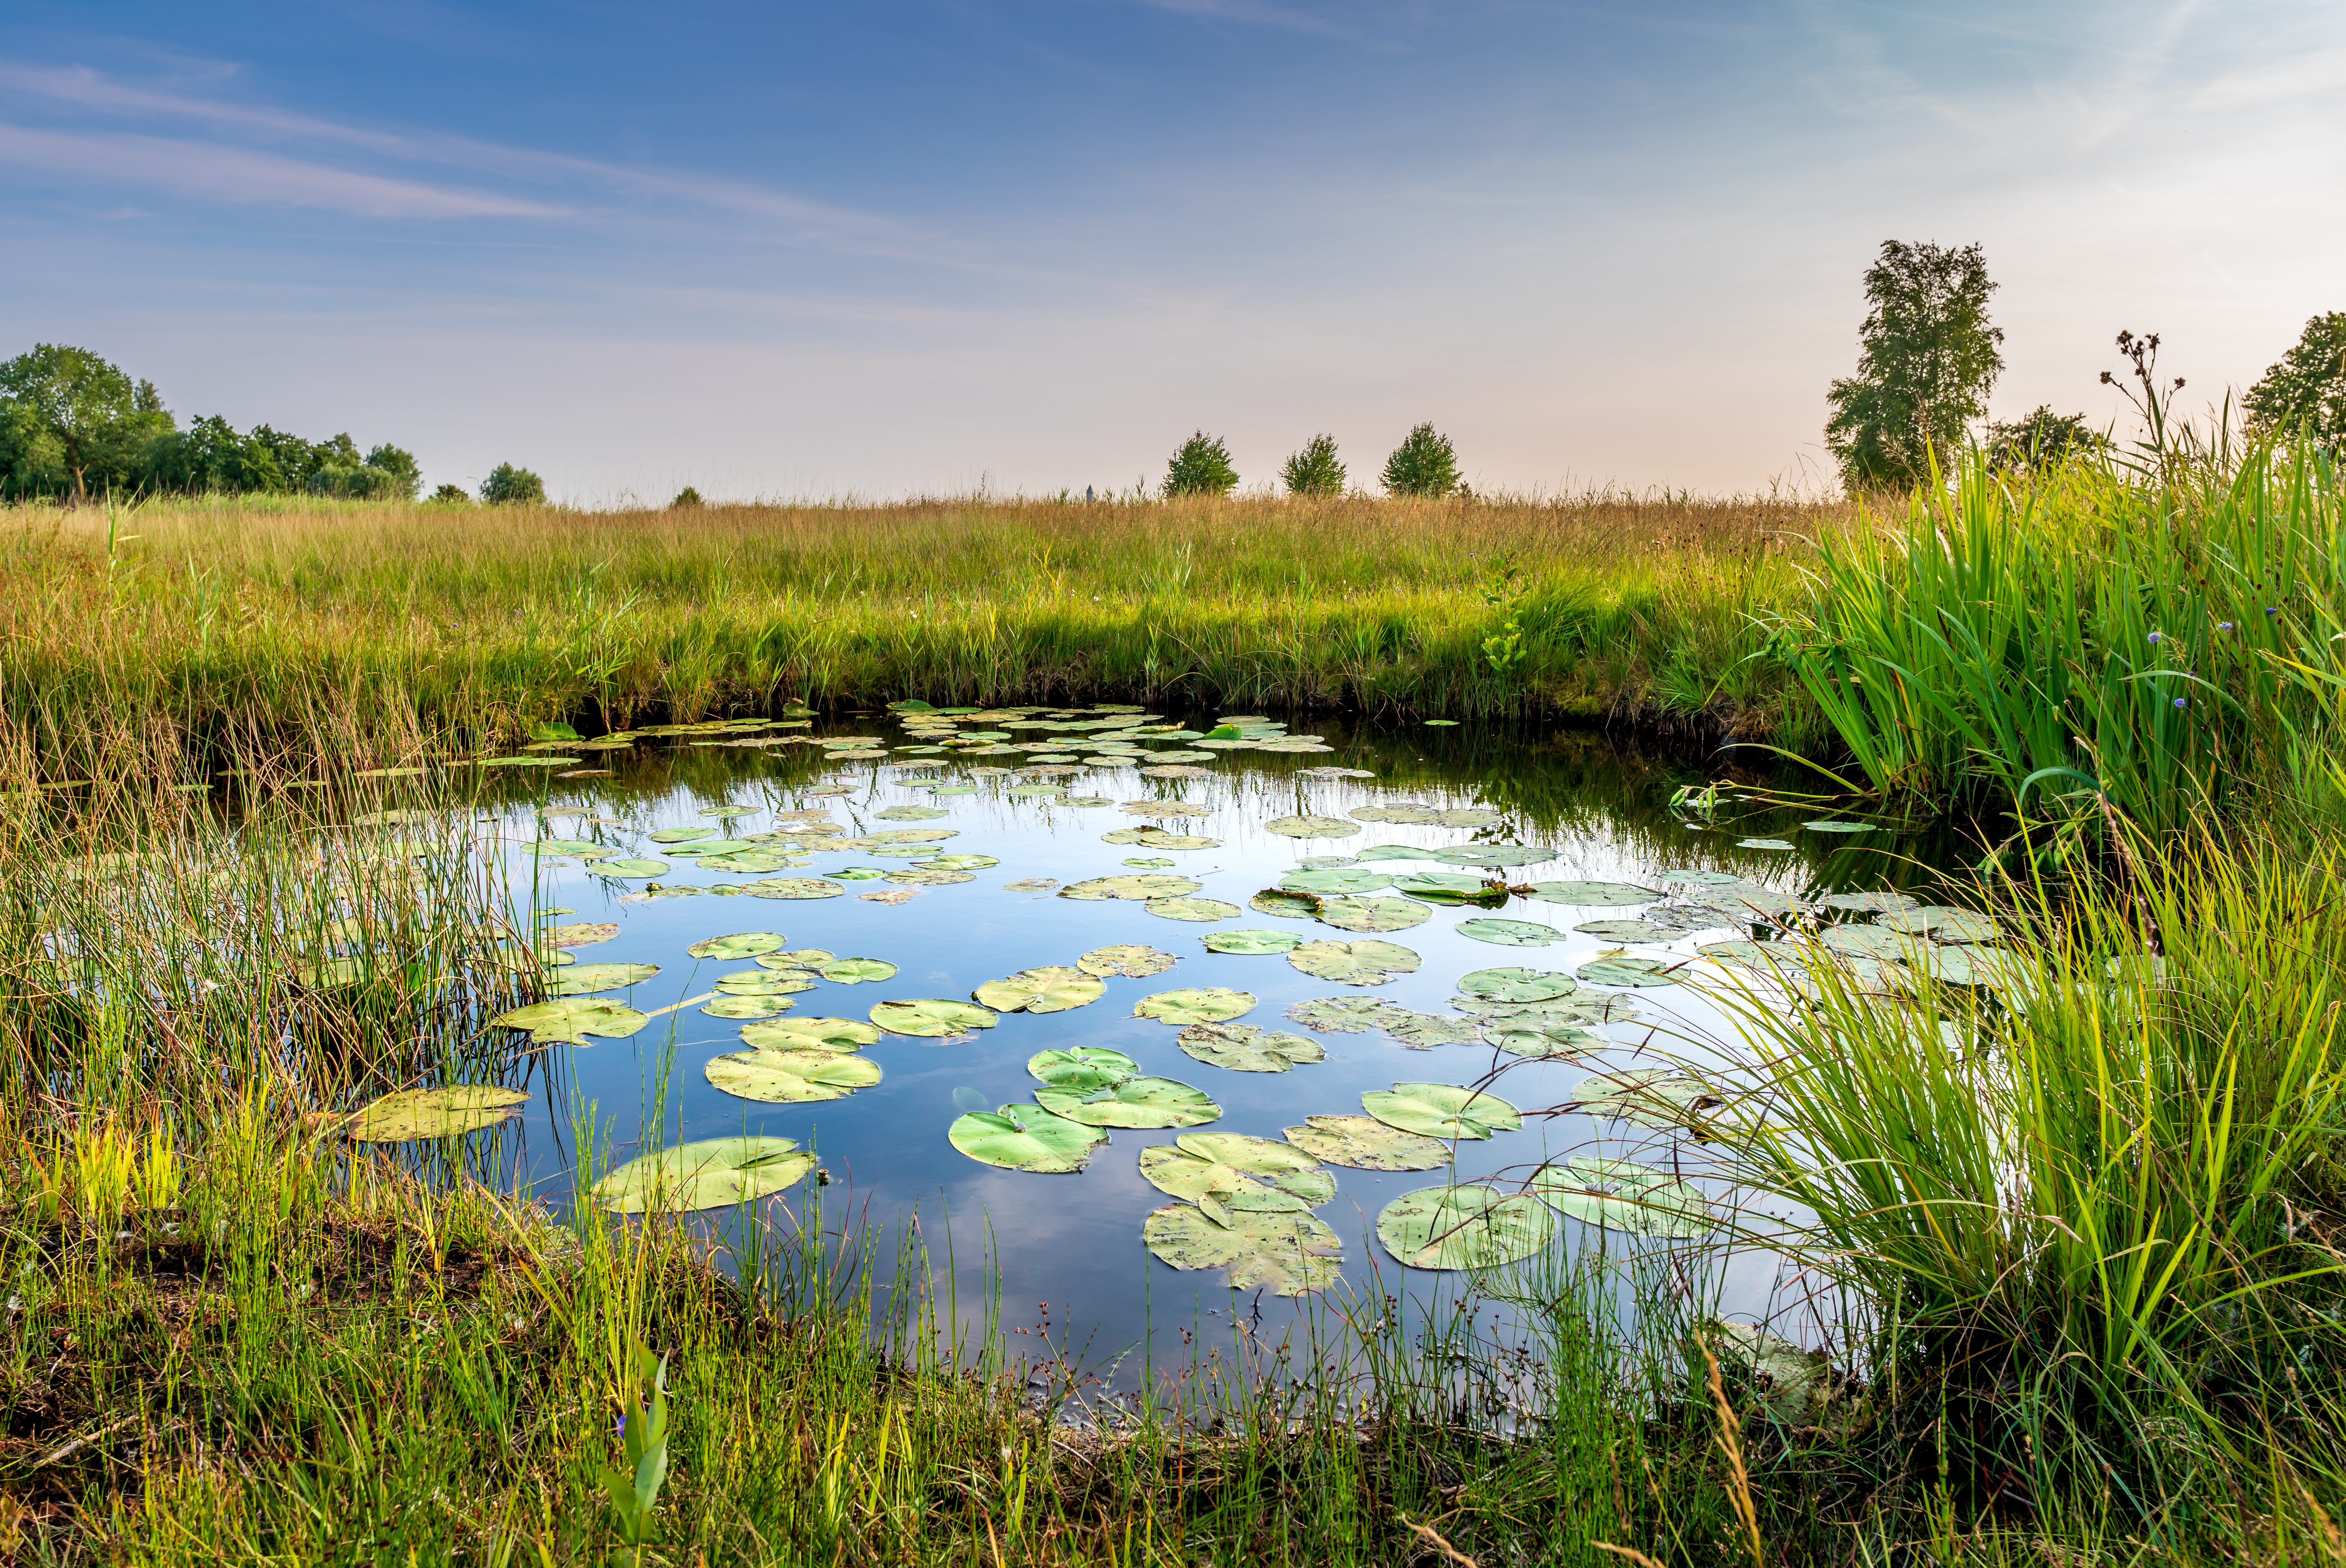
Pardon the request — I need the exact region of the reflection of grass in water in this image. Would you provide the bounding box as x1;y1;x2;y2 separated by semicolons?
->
1;490;1843;773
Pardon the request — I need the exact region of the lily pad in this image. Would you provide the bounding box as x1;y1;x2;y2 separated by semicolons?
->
548;962;661;996
1027;1046;1138;1090
1203;928;1304;955
1575;955;1683;988
592;1137;816;1214
1431;845;1552;868
1265;814;1359;839
705;1047;883;1103
1876;906;2001;944
1656;869;1741;886
1572;919;1682;944
1075;944;1178;979
715;971;816;996
1249;890;1323;920
1354;844;1452;862
1376;1185;1555;1271
742;878;847;900
819;957;897;984
885;866;975;886
1288;939;1419;985
590;858;671;880
703;994;796;1020
1522;880;1659;907
1134;987;1255;1025
1004;878;1059;892
1383;1013;1483;1049
1362;1083;1522;1140
649;827;717;844
1139;1133;1333;1210
687;932;790;961
919;854;999;871
1178;1022;1325;1073
740;1016;882;1051
547;921;620;947
974;965;1107;1013
1286;995;1412;1034
1804;820;1875;834
1035;1076;1222;1129
1456;917;1566;947
1457;966;1578;1002
1279;866;1394;895
949;1105;1108;1173
1486;1020;1604;1059
1819;924;1910;961
1390;870;1497;901
1101;829;1221;850
1143;895;1238;922
1142;1204;1343;1296
1283;1114;1452;1171
1314;895;1431;933
1736;838;1796;851
1060;874;1201;901
347;1085;527;1142
1818;889;1922;913
1532;1158;1711;1237
877;805;950;821
870;998;999;1037
1568;1069;1730;1130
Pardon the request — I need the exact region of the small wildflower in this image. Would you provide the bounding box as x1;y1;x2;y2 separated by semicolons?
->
2268;607;2281;616
2217;621;2234;631
2147;631;2163;644
2174;697;2188;709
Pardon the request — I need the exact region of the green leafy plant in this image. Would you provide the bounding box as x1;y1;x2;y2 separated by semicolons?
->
1984;406;2104;472
1381;424;1459;498
1163;432;1237;497
671;486;703;508
481;462;548;505
1280;434;1345;496
1824;240;2004;491
429;482;472;504
2245;310;2346;449
601;1340;671;1561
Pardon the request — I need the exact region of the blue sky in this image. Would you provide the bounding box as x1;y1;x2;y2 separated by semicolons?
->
2;1;2340;501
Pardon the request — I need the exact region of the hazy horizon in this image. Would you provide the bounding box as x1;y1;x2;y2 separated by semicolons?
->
3;1;2340;503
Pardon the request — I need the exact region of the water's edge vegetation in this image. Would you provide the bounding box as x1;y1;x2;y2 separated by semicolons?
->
15;443;2346;1565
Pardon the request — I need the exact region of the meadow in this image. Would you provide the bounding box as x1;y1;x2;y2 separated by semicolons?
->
13;448;2346;1567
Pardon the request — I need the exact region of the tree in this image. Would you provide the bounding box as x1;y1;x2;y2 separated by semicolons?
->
1824;241;2005;490
481;462;547;505
2245;312;2346;449
0;343;175;498
1280;434;1345;496
1985;406;2104;471
671;486;704;507
365;444;422;501
1382;424;1459;497
1163;432;1237;497
429;484;472;505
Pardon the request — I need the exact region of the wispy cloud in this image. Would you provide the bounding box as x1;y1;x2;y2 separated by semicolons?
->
1118;0;1384;47
0;124;565;218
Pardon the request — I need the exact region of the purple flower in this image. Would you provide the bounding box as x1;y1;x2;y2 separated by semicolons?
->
2147;631;2163;644
2268;607;2281;616
2218;621;2234;631
2174;697;2188;709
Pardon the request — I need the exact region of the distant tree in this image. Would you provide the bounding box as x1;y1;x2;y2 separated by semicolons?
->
1985;406;2105;471
141;414;287;494
1163;432;1237;497
1280;434;1346;496
481;462;547;505
0;343;175;499
1381;423;1460;498
1825;241;2005;490
429;483;472;505
365;443;423;501
307;464;396;499
671;486;704;507
2245;312;2346;449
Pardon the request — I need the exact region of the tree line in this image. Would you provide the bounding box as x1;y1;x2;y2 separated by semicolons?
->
1824;240;2344;489
0;343;547;505
1158;422;1464;498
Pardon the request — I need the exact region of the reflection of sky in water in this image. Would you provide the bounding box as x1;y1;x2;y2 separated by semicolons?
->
465;716;1945;1390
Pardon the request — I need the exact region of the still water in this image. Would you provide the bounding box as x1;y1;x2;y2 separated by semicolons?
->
459;706;1956;1386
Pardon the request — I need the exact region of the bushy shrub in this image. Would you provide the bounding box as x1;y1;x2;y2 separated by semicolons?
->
1985;406;2104;471
1163;432;1237;497
1280;434;1345;496
1381;424;1460;497
306;464;396;499
671;486;703;508
364;443;422;501
429;483;472;505
480;462;546;505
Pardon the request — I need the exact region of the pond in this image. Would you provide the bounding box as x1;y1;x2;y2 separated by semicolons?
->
407;705;1972;1387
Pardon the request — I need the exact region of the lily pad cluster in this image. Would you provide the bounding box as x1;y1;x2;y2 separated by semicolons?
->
1140;1133;1343;1296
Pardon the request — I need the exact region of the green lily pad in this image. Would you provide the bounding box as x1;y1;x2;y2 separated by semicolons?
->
1139;1133;1333;1210
1075;944;1178;978
1576;955;1683;987
1657;869;1741;885
1061;874;1201;901
1004;877;1058;892
1286;995;1412;1033
1249;890;1323;920
1390;870;1496;901
687;932;790;960
1027;1046;1138;1090
1177;1022;1325;1073
1572;920;1681;944
1282;1114;1452;1170
1457;966;1578;1002
741;1016;882;1050
1487;1020;1604;1059
1819;924;1910;961
1280;866;1393;895
870;998;999;1037
1383;1013;1483;1049
1819;890;1922;913
949;1105;1108;1173
1456;917;1566;947
1101;829;1221;850
1876;906;2001;944
1314;895;1431;933
819;957;898;984
1522;880;1658;907
1362;1083;1523;1141
1134;987;1255;1025
886;866;975;886
1265;814;1359;839
590;858;671;880
1203;928;1303;955
1804;820;1875;834
1353;844;1453;862
715;969;817;995
919;854;1000;871
1376;1185;1555;1271
347;1085;527;1142
1567;1069;1729;1129
489;998;653;1045
702;804;760;818
974;965;1107;1013
705;1047;883;1103
1036;1076;1222;1129
703;994;795;1019
1530;1158;1710;1236
649;827;717;844
1432;845;1552;868
1142;1204;1343;1296
1288;939;1419;986
547;921;620;947
548;963;662;996
1737;838;1796;851
1145;896;1241;922
877;805;950;821
741;878;847;900
592;1137;815;1214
